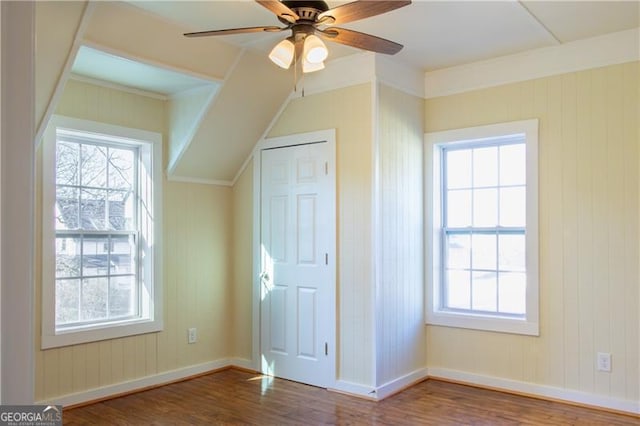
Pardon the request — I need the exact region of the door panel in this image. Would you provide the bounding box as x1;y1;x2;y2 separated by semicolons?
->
260;141;335;388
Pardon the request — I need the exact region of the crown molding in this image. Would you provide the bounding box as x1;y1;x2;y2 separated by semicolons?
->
424;27;640;99
69;73;169;100
375;55;424;98
300;52;376;97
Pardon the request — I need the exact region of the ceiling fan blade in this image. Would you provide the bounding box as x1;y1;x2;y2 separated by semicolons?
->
318;0;411;25
184;26;284;38
318;27;403;55
255;0;299;24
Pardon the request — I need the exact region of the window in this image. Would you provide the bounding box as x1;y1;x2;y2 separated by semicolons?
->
42;116;163;348
425;120;539;335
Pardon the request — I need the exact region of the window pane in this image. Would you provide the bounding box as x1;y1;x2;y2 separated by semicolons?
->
447;189;471;227
111;235;135;275
56;186;79;230
447;234;470;269
472;234;496;270
82;236;109;277
446;150;471;189
500;187;526;227
446;270;470;309
56;141;79;186
80;188;107;230
81;144;107;188
498;234;525;272
472;271;497;312
108;190;134;231
473;188;497;227
500;144;525;186
81;278;108;321
473;147;498;188
498;272;526;314
56;279;80;325
110;276;135;318
108;147;135;189
56;236;81;278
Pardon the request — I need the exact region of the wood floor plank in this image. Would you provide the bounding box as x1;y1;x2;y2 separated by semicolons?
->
63;369;638;425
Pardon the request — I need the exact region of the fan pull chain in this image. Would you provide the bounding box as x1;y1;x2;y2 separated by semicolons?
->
293;43;298;94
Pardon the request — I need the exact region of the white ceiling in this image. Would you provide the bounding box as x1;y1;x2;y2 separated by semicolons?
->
129;0;640;72
68;1;638;182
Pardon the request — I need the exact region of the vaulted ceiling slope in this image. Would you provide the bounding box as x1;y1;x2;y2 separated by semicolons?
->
37;1;639;183
36;1;295;183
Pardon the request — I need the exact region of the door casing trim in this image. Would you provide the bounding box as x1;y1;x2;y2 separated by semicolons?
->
251;129;337;388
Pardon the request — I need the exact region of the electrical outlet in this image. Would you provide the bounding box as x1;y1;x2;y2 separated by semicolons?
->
597;352;611;372
188;327;197;344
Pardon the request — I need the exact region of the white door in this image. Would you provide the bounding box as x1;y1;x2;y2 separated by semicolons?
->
260;141;335;388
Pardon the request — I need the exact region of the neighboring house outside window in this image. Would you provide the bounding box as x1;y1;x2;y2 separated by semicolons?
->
425;119;539;336
42;115;163;349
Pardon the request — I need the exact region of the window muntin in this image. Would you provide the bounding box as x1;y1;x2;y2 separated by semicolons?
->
42;115;163;349
55;134;140;329
441;140;526;317
425;119;538;336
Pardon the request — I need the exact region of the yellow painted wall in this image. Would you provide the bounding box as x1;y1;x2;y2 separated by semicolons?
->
268;84;375;386
34;79;233;400
425;62;639;403
231;165;253;360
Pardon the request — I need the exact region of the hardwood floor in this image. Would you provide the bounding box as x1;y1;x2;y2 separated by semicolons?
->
64;369;637;425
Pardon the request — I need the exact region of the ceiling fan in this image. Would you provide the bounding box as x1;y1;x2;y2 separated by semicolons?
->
184;0;411;73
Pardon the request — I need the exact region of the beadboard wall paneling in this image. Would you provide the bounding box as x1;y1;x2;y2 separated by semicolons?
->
268;84;375;387
424;61;639;405
35;79;233;401
375;84;426;386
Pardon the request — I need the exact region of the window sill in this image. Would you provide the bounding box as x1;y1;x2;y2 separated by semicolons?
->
426;310;539;336
41;317;163;349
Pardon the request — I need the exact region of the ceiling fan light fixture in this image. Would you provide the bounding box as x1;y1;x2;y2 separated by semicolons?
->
303;34;328;64
269;38;295;69
302;58;325;73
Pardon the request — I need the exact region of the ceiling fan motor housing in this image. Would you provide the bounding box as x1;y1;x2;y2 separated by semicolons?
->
279;0;330;24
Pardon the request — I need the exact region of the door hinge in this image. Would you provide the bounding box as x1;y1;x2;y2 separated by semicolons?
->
325;253;328;265
325;342;328;356
324;162;328;175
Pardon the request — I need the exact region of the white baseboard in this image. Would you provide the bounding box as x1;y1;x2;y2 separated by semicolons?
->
427;367;640;415
37;360;638;415
230;357;256;371
330;368;429;401
375;368;429;400
38;358;248;407
330;380;377;400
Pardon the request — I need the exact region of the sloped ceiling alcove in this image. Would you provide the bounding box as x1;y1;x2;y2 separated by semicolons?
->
36;1;639;184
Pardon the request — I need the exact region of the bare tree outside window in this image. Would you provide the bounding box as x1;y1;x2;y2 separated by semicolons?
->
55;135;138;328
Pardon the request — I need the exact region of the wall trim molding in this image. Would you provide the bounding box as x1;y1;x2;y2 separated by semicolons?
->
166;174;233;187
69;73;168;100
330;369;429;401
427;367;640;415
376;368;429;400
329;380;377;400
424;27;640;99
300;52;425;99
34;360;640;415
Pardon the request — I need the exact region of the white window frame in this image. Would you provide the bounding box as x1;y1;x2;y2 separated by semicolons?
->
42;115;163;349
425;119;539;336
